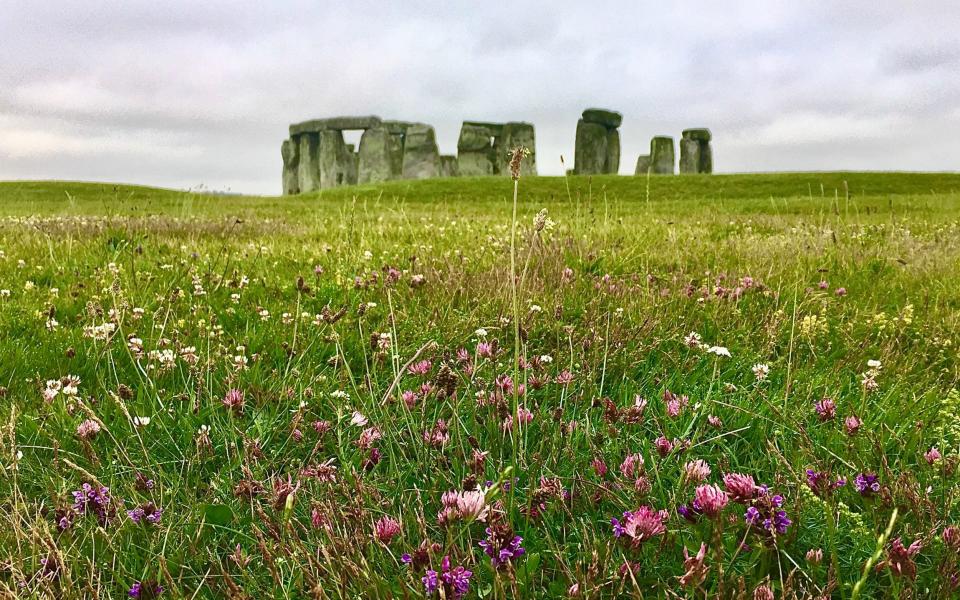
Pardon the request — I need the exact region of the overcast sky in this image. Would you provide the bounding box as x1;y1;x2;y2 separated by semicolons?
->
1;1;958;194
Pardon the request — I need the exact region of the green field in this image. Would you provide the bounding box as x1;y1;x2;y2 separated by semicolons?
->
1;172;959;598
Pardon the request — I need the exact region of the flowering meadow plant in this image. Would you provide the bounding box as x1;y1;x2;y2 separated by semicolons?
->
1;174;960;597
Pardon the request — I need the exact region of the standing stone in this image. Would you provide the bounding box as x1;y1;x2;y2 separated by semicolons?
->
574;119;608;175
402;124;440;179
605;129;620;174
457;122;498;176
388;134;405;178
357;127;395;184
634;155;651;175
297;133;321;193
319;129;350;189
681;128;713;174
679;138;700;174
649;136;675;175
439;155;459;178
281;138;300;195
500;122;537;176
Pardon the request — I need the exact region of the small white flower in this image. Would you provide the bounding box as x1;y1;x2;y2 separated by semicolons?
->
132;416;151;427
475;328;488;337
350;411;368;427
867;359;882;369
752;363;770;381
707;346;731;358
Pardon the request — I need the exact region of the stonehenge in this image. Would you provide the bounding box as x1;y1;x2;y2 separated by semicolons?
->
573;108;622;175
456;121;537;177
679;128;713;174
280;109;714;193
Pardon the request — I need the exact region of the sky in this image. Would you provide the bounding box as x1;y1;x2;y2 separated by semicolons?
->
1;0;958;195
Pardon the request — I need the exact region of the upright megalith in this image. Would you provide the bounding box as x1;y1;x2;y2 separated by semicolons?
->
402;124;440;180
574;108;621;174
297;133;321;193
680;128;712;174
649;136;675;175
455;120;536;177
439;155;459;178
318;129;352;188
500;122;537;176
358;127;397;184
281;139;300;195
457;122;501;176
634;155;651;176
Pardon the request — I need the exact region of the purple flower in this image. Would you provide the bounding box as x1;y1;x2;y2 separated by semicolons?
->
71;483;112;525
743;484;791;537
806;469;845;498
854;473;880;496
478;526;525;568
423;556;472;599
128;580;163;598
127;502;163;525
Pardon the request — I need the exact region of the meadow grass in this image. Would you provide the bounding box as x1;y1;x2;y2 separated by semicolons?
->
0;172;959;598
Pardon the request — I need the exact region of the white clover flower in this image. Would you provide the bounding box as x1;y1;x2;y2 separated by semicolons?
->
752;363;770;381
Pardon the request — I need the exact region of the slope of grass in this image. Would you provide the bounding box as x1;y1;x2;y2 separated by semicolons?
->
0;173;958;598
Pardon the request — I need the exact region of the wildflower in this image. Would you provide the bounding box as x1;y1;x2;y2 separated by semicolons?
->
806;548;823;564
684;332;704;348
350;411;368;427
655;436;674;457
478;523;525;568
591;458;608;478
222;389;244;414
678;542;708;587
943;526;960;552
805;469;845;497
877;538;922;580
854;473;880;496
555;370;573;385
844;415;862;436
693;484;728;518
423;556;472;599
374;516;402;544
611;506;668;547
455;490;488;521
752;363;770;381
128;581;164;598
619;453;644;479
683;460;711;483
664;390;689;418
76;419;101;441
925;447;942;465
71;483;112;525
835;287;847;296
753;583;775;600
408;360;432;375
508;146;529;180
707;346;731;357
723;473;758;503
127;502;163;525
814;397;836;421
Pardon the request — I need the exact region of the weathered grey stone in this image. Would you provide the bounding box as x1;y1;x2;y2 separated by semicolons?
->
682;128;711;143
634;155;651;175
650;136;675;175
289;115;382;136
297;133;321;193
500;122;537;176
457;122;499;176
605;129;620;174
574;119;608;175
318;129;351;188
383;120;415;135
402;124;440;179
439;155;459;178
582;108;623;129
388;134;405;178
698;142;713;174
281;138;300;195
357;127;396;184
679;138;700;174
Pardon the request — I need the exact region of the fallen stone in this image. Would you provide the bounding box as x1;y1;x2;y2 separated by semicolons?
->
582;108;623;129
289;115;382;136
281;138;300;195
297;133;321;193
574;119;608;175
634;155;651;175
650;136;675;175
402;124;440;179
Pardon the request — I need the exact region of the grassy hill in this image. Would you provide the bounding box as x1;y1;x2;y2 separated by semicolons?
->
0;173;958;598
